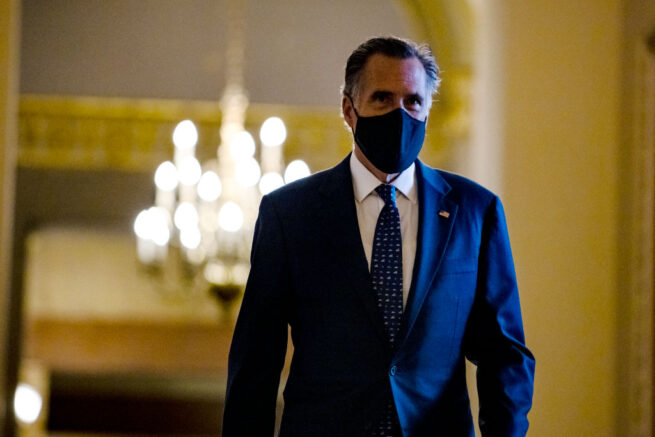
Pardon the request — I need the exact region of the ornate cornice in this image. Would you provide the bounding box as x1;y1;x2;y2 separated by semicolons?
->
18;93;459;172
17;95;354;172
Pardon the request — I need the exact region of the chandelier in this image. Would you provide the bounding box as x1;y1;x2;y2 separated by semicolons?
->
132;0;310;310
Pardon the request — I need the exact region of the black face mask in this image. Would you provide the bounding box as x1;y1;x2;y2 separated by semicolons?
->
350;101;426;174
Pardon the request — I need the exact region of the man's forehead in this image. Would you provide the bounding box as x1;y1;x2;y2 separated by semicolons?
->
359;54;427;94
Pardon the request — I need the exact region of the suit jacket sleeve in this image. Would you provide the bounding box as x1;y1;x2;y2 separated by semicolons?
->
223;195;290;436
464;195;535;436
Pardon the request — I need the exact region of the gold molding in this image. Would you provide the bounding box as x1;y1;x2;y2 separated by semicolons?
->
18;95;354;173
398;0;474;142
401;0;473;67
18;92;466;172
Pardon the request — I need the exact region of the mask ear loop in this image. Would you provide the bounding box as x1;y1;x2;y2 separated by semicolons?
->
346;94;360;119
345;94;361;140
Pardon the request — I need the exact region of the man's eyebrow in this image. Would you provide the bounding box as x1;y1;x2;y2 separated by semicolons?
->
369;90;392;101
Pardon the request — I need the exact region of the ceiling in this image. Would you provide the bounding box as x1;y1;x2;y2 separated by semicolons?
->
19;0;415;106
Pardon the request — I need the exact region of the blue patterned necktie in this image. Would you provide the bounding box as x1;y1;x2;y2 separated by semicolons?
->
370;184;403;437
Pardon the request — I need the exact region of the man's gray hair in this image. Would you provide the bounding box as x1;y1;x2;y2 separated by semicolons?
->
342;36;441;101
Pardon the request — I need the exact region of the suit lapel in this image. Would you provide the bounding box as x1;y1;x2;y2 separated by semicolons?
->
317;155;391;349
397;162;458;350
314;157;459;354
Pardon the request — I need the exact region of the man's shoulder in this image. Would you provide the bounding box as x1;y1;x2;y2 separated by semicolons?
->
268;165;337;197
419;162;498;206
262;159;348;211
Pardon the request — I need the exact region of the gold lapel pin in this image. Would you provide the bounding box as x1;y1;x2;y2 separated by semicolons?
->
438;210;450;218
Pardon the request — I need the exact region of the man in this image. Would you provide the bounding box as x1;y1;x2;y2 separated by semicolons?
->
223;36;534;437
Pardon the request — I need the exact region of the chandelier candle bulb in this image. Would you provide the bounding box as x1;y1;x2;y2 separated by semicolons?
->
174;202;200;231
178;156;201;203
180;226;202;251
149;207;172;247
173;121;200;204
197;171;222;202
154;161;178;191
235;157;262;187
134;208;169;264
154;161;178;210
259;117;287;147
259;172;285;195
134;210;152;263
173;120;198;174
229;130;256;161
178;156;202;186
284;160;311;184
218;201;244;232
172;120;199;151
260;117;286;174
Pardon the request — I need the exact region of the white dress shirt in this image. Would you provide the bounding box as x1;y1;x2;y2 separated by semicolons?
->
349;153;418;307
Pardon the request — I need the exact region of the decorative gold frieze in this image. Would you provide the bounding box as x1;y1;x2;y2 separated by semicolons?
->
18;95;354;173
18;93;459;172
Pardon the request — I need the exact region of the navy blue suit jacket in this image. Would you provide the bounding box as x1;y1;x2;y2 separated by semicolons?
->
223;156;534;436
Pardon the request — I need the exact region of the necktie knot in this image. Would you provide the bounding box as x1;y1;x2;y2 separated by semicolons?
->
375;184;396;207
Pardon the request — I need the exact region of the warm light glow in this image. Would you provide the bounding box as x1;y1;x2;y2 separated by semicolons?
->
172;120;198;150
150;207;171;246
186;245;206;264
154;161;178;192
138;112;302;270
134;207;170;246
259;172;284;195
199;208;219;232
180;227;202;250
178;156;202;186
14;383;42;425
204;261;227;284
134;209;151;240
232;263;250;284
229;130;256;160
174;202;199;231
203;261;249;284
235;157;262;187
197;171;222;201
259;117;287;147
284;159;311;183
218;201;244;232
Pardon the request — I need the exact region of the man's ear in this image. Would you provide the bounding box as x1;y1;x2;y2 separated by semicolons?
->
342;95;356;131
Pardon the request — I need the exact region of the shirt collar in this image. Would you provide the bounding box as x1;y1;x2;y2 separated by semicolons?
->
349;153;417;203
